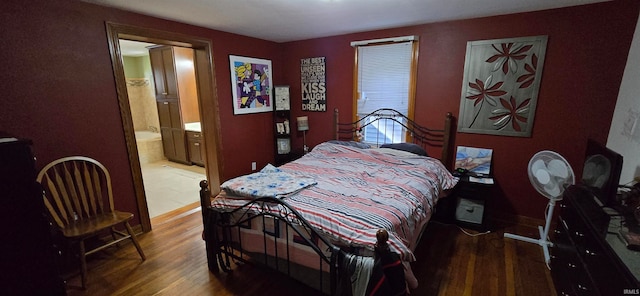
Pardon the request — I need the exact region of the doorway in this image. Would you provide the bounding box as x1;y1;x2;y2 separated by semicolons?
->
106;23;224;232
118;40;206;220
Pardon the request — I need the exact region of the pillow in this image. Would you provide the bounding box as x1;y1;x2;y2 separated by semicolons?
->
379;142;428;157
326;140;372;149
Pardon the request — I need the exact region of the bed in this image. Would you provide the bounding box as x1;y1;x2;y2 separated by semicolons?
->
199;108;457;295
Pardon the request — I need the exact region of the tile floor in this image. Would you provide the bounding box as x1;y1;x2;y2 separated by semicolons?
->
140;160;206;218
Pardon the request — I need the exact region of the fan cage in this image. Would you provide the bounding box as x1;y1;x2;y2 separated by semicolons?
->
527;150;575;200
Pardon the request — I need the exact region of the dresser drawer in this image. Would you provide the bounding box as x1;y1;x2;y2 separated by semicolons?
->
554;218;598;295
186;131;202;140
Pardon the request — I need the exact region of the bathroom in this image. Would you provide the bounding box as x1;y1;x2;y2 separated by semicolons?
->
120;39;205;219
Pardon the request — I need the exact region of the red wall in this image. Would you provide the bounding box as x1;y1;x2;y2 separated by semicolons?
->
281;1;640;219
0;0;638;224
0;0;283;225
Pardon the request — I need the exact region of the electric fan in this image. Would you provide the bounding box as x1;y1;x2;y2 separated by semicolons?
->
504;150;575;266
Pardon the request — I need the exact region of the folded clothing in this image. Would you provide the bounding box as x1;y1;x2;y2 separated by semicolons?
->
220;164;316;198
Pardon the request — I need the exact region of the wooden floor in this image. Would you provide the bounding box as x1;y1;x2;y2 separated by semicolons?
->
64;203;556;296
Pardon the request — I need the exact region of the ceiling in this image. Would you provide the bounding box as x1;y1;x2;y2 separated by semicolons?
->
102;0;608;55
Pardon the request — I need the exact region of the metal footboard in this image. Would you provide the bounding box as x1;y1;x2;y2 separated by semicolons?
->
200;180;348;295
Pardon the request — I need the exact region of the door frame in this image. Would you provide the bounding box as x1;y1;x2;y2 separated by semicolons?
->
105;22;224;232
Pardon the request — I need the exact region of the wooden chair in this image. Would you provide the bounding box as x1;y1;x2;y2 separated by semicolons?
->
37;156;145;288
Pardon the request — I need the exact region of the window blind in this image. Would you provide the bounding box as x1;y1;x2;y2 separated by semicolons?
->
356;41;412;116
356;41;414;144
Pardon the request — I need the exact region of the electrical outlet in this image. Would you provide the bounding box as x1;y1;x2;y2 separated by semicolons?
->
252;162;257;171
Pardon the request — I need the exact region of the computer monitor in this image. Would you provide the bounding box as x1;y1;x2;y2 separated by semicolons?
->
581;139;624;206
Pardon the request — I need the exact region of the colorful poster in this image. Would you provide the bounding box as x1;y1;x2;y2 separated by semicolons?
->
229;55;272;115
301;57;326;112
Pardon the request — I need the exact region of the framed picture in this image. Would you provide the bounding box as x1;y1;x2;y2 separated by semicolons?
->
229;55;273;115
277;138;291;154
274;85;290;111
455;146;494;176
458;36;547;137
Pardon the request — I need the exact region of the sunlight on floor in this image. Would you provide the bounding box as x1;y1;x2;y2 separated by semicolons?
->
140;160;205;218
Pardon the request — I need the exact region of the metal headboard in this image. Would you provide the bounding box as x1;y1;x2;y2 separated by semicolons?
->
333;108;454;168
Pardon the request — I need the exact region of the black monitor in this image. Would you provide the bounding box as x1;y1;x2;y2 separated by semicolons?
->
581;139;624;207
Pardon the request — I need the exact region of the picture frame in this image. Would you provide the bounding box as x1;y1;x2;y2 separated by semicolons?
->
276;122;285;134
455;146;494;176
277;138;291;154
274;85;290;111
458;36;547;137
229;55;273;115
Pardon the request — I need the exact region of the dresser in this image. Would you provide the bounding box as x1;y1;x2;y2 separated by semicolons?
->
551;185;640;295
0;135;66;294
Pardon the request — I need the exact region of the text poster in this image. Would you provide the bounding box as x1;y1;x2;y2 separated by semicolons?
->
301;57;326;112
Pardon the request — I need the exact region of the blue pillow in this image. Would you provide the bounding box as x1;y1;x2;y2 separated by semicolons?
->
326;140;371;149
380;143;428;156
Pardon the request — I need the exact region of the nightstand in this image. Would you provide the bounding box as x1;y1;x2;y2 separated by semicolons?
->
274;149;304;166
450;175;494;231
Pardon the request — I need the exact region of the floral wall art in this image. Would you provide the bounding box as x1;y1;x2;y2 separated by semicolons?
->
458;35;548;137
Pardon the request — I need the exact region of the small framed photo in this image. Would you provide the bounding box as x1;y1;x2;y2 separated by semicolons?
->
274;85;290;111
229;55;273;115
277;138;291;154
276;122;285;134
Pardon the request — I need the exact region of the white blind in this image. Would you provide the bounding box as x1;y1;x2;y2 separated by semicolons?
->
357;42;412;116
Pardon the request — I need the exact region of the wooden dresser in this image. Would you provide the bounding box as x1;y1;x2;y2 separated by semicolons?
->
0;135;66;294
551;185;640;295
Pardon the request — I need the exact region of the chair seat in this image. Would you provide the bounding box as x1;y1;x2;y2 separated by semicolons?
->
61;210;134;238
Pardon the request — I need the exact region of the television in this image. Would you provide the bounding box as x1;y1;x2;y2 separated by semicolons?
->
581;139;624;207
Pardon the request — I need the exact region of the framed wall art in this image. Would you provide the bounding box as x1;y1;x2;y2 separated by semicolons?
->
229;55;273;115
301;56;326;112
458;35;548;137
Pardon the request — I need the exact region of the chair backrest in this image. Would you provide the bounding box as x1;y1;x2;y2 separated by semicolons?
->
37;156;114;228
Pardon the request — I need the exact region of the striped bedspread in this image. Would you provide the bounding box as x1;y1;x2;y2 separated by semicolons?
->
211;142;458;261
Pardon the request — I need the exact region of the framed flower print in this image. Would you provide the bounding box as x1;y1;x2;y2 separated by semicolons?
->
458;36;548;137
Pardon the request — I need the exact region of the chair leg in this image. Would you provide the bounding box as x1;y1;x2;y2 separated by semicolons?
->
79;240;88;289
124;222;146;260
111;227;119;246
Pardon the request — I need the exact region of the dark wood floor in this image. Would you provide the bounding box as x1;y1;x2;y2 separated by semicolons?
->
64;203;556;296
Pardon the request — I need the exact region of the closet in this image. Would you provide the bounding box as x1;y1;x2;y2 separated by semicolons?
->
149;46;200;165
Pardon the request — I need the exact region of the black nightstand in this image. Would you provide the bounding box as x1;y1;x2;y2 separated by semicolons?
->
449;175;494;231
274;149;304;166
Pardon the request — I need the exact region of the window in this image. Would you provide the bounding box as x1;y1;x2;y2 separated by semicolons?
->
352;36;419;145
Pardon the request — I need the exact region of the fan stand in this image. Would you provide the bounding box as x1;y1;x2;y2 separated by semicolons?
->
503;198;556;266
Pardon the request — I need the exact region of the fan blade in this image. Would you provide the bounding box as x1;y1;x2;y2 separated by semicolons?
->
531;159;546;173
548;159;569;178
544;181;561;197
535;169;551;185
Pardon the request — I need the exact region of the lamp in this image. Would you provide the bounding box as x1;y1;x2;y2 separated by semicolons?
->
297;116;309;153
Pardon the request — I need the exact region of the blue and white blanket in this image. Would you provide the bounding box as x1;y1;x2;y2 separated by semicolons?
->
220;164;316;198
